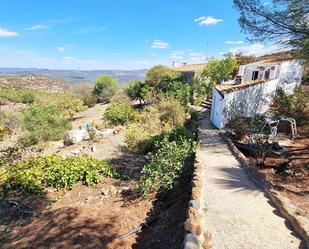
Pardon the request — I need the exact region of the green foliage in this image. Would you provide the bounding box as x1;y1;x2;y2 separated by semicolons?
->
21;92;35;104
0;88;86;117
19;104;71;146
234;0;309;60
202;52;238;85
56;94;86;118
137;132;196;196
0;154;129;194
145;65;180;87
156;98;187;128
110;92;132;105
82;94;97;108
274;87;309;124
93;75;119;102
0;88;37;103
104;103;137;126
125;123;154;152
126;80;153;103
0;110;19;140
124;99;188;152
159;81;191;106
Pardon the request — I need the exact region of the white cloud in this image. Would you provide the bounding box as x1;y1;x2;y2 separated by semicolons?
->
170;51;185;60
225;40;244;44
57;47;65;52
170;51;206;63
56;44;75;52
227;43;286;56
194;16;223;26
0;27;18;37
24;24;49;31
151;39;169;49
188;52;206;62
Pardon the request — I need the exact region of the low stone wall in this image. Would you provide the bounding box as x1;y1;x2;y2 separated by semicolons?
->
220;133;309;247
183;127;207;249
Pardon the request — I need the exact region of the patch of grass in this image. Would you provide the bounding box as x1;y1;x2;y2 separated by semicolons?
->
1;154;129;194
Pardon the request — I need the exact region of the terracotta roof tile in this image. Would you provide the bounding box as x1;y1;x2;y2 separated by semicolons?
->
215;79;272;94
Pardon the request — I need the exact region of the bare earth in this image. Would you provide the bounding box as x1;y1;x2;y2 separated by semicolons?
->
198;111;305;249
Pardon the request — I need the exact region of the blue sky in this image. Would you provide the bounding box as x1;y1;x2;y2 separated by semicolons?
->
0;0;276;70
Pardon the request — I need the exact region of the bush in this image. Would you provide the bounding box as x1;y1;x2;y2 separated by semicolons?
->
0;154;129;194
137;135;196;196
83;94;97;108
274;87;309;124
19;104;71;146
110;92;132;105
156;99;187;129
93;75;119;102
21;92;35;104
0;110;19;140
125;123;153;152
104;103;137;126
125;106;162;152
126;80;153;103
55;94;86;118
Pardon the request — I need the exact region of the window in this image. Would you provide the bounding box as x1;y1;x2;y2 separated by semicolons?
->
264;69;270;80
251;71;259;80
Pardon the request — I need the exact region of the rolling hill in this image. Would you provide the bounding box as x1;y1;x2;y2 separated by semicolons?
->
0;68;147;86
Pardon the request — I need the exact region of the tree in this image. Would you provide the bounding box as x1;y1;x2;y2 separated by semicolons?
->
20;104;70;145
126;80;152;103
145;65;180;87
93;75;118;102
234;0;309;60
201;52;238;85
234;52;256;66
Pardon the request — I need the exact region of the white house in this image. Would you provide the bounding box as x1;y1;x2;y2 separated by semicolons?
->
210;60;304;129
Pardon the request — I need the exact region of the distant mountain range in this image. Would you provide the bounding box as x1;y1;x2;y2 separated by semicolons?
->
0;68;147;85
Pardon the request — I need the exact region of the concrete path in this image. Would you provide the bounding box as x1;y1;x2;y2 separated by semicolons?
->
198;111;304;249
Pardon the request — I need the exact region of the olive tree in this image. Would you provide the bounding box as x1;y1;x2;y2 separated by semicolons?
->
93;75;119;102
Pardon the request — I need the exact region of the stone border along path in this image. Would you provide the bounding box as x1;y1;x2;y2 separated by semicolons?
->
192;110;305;249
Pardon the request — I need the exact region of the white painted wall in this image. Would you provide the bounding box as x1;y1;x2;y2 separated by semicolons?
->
210;89;225;128
241;63;279;82
210;60;304;129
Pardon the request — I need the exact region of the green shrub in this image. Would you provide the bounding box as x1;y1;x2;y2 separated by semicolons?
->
82;94;97;108
156;98;187;129
137;135;196;196
19;104;71;146
110;92;132;105
0;110;19;139
104;103;137;126
274;87;309;124
93;75;119;102
1;154;129;194
55;94;86;118
21;92;35;104
125;123;153;152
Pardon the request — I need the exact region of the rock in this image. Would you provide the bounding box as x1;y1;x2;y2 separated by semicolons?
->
101;188;110;196
91;144;97;152
64;129;90;145
71;149;81;156
184;219;202;236
189;199;200;210
101;129;115;136
183;233;200;249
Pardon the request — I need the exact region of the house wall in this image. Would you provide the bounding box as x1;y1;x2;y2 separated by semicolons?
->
277;60;304;95
220;79;279;127
210;89;225;128
210;60;304;129
242;63;279;82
